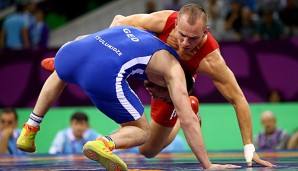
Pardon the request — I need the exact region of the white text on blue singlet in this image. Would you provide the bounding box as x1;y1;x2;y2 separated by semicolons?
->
95;36;123;56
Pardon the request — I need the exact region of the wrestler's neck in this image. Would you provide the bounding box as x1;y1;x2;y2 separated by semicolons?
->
167;30;207;60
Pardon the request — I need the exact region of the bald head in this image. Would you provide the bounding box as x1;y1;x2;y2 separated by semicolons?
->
178;3;208;26
261;111;276;121
261;111;276;134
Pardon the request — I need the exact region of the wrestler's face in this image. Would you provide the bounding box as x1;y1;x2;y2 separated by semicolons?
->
175;14;207;52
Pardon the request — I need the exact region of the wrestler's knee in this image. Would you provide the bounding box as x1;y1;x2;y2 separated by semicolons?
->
139;146;159;158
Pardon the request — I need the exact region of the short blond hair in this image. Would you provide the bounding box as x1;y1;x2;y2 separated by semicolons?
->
178;3;207;25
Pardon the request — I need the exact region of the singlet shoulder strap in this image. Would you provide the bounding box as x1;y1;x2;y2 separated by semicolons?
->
157;11;178;42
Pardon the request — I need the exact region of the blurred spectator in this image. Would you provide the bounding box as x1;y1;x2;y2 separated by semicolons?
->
0;108;26;155
223;0;242;41
0;3;30;49
255;9;286;40
23;1;37;28
267;89;283;103
279;0;298;37
163;0;183;11
29;9;49;49
238;7;258;40
239;0;258;12
202;0;228;41
254;111;290;150
49;111;101;154
257;0;285;13
0;0;15;9
287;129;298;149
145;0;156;14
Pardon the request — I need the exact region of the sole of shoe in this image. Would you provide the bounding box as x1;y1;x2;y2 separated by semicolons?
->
83;143;127;171
16;144;35;153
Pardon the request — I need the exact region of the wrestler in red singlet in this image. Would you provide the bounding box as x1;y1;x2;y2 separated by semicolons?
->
41;12;217;127
151;11;219;127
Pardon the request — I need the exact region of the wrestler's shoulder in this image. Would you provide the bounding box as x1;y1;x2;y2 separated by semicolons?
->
205;32;220;48
150;10;177;18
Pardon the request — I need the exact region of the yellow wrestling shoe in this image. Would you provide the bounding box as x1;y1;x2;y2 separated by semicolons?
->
16;123;40;153
83;138;128;171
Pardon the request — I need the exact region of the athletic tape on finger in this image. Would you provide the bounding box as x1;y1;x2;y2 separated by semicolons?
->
243;144;255;162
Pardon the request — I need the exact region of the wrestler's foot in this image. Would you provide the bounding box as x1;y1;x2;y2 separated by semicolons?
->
41;57;55;72
83;138;128;171
16;123;40;152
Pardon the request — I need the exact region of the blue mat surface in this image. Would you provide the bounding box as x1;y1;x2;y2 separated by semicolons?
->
0;151;297;170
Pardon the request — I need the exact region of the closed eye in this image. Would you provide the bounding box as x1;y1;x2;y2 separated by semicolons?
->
179;31;199;40
179;31;186;37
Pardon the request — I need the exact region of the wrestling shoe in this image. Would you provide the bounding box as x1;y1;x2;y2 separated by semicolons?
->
41;57;55;72
190;96;199;114
83;138;128;171
16;123;40;152
190;96;202;126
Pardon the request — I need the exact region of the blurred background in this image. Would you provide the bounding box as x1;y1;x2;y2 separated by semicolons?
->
0;0;297;154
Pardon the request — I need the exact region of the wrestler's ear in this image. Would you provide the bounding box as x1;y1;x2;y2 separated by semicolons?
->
203;26;209;36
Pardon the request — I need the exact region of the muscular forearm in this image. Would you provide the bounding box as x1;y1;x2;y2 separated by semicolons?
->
165;57;211;168
180;119;211;169
33;71;66;116
233;97;253;145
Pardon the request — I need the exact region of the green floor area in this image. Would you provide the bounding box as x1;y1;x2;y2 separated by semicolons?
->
14;103;298;153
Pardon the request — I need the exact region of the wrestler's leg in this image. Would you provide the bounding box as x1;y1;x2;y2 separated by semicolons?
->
163;120;181;148
139;119;173;158
110;114;150;149
17;71;67;152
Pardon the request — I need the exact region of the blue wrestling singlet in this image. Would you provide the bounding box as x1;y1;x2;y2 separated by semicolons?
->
55;26;178;124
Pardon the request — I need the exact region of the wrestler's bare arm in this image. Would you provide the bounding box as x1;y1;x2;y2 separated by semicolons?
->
151;52;211;168
110;10;174;33
198;49;252;145
198;49;273;167
152;52;239;169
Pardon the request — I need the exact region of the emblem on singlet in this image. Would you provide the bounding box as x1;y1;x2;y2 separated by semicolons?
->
123;28;139;42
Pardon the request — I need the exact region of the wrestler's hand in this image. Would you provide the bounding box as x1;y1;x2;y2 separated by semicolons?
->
251;152;275;167
208;163;241;170
244;144;274;167
144;81;172;103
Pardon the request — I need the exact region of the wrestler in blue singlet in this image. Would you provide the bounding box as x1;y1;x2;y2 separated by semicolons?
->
55;26;178;124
